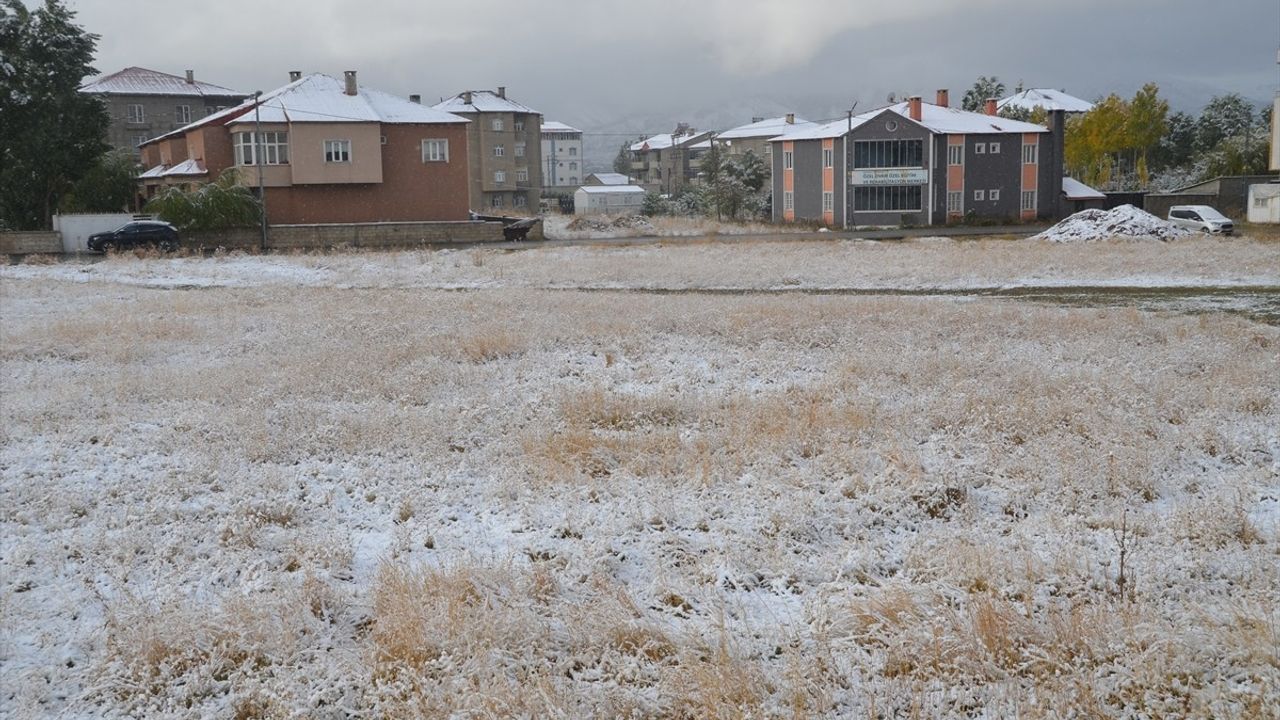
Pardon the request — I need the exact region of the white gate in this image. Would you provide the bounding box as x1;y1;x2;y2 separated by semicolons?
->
53;213;149;252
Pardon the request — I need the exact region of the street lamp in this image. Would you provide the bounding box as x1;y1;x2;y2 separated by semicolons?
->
254;90;267;247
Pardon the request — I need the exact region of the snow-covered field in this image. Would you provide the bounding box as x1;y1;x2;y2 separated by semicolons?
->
2;239;1278;717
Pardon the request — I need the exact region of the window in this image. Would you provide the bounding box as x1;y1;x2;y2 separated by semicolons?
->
494;144;505;157
569;147;577;156
1021;190;1037;211
491;194;504;208
974;189;985;201
233;131;289;165
422;139;449;162
569;161;577;170
975;143;986;155
324;139;351;163
569;176;577;185
514;119;524;131
1256;197;1269;208
854;185;923;212
494;170;506;183
176;105;191;124
491;118;504;131
783;191;794;210
947;191;963;213
515;168;528;182
515;142;525;157
854;139;924;168
1022;142;1038;164
783;151;793;170
989;142;1000;154
132;135;148;148
514;194;527;208
948;144;964;166
822;191;834;212
990;189;1001;201
127;104;145;123
823;148;833;168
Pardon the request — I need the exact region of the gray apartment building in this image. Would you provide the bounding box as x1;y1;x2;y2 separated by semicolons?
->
770;92;1064;227
79;67;245;156
628;126;711;194
433;88;543;213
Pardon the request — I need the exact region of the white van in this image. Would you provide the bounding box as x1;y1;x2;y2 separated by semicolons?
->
1168;205;1234;235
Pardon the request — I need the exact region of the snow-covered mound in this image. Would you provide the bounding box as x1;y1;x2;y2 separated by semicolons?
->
1033;204;1192;242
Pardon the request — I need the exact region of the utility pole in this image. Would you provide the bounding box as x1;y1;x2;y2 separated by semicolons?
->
254;91;267;247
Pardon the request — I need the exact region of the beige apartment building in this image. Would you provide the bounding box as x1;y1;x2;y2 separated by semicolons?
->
434;88;543;213
628;125;711;195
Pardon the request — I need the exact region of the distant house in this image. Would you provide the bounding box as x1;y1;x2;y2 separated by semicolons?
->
80;67;245;156
715;114;815;171
574;185;646;215
770;91;1065;227
998;88;1094;115
1063;176;1106;212
138;71;472;225
584;172;631;186
433;88;543;213
629;126;712;194
541;121;583;189
1247;183;1280;224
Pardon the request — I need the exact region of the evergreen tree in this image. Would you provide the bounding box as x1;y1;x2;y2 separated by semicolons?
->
1195;93;1255;153
612;141;632;176
59;149;139;213
144;170;261;231
0;0;109;229
962;76;1006;112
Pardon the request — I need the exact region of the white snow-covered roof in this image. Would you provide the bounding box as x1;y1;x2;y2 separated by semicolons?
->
999;88;1095;114
542;121;581;134
81;67;242;97
144;74;468;147
1063;176;1105;200
717;115;816;140
577;185;646;194
772;102;1049;142
586;173;630;185
433;90;540;115
629;131;709;152
226;75;469;126
138;159;208;179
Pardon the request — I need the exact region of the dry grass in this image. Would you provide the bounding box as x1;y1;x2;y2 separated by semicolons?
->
1;246;1277;717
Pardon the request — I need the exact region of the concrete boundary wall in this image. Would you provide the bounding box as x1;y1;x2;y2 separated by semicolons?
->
0;232;62;255
5;221;519;255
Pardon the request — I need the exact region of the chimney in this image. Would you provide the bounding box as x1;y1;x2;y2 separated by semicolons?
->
185;70;194;84
936;89;949;108
908;96;922;121
409;94;421;104
344;70;358;96
462;91;473;105
985;98;998;116
289;70;301;82
496;86;506;99
785;113;795;124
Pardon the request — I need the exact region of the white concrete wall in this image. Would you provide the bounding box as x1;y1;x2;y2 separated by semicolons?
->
1247;185;1280;224
53;213;139;252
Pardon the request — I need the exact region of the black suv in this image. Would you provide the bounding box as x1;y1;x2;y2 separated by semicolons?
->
87;221;179;252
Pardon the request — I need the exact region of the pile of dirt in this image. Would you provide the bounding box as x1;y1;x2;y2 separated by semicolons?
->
1033;205;1193;242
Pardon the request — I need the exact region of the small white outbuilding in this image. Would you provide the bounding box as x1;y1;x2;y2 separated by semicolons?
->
574;185;646;215
1247;183;1280;224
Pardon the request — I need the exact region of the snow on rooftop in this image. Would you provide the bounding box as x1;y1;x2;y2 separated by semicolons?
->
629;132;708;152
577;185;646;194
587;173;631;185
542;121;581;134
717;115;817;140
998;88;1095;114
771;102;1049;142
80;66;242;97
1063;176;1105;200
225;75;469;126
433;90;540;115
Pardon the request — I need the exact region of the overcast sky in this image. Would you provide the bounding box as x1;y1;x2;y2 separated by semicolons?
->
62;0;1280;132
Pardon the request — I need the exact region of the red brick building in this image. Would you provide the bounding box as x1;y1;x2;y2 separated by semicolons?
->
139;72;471;224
